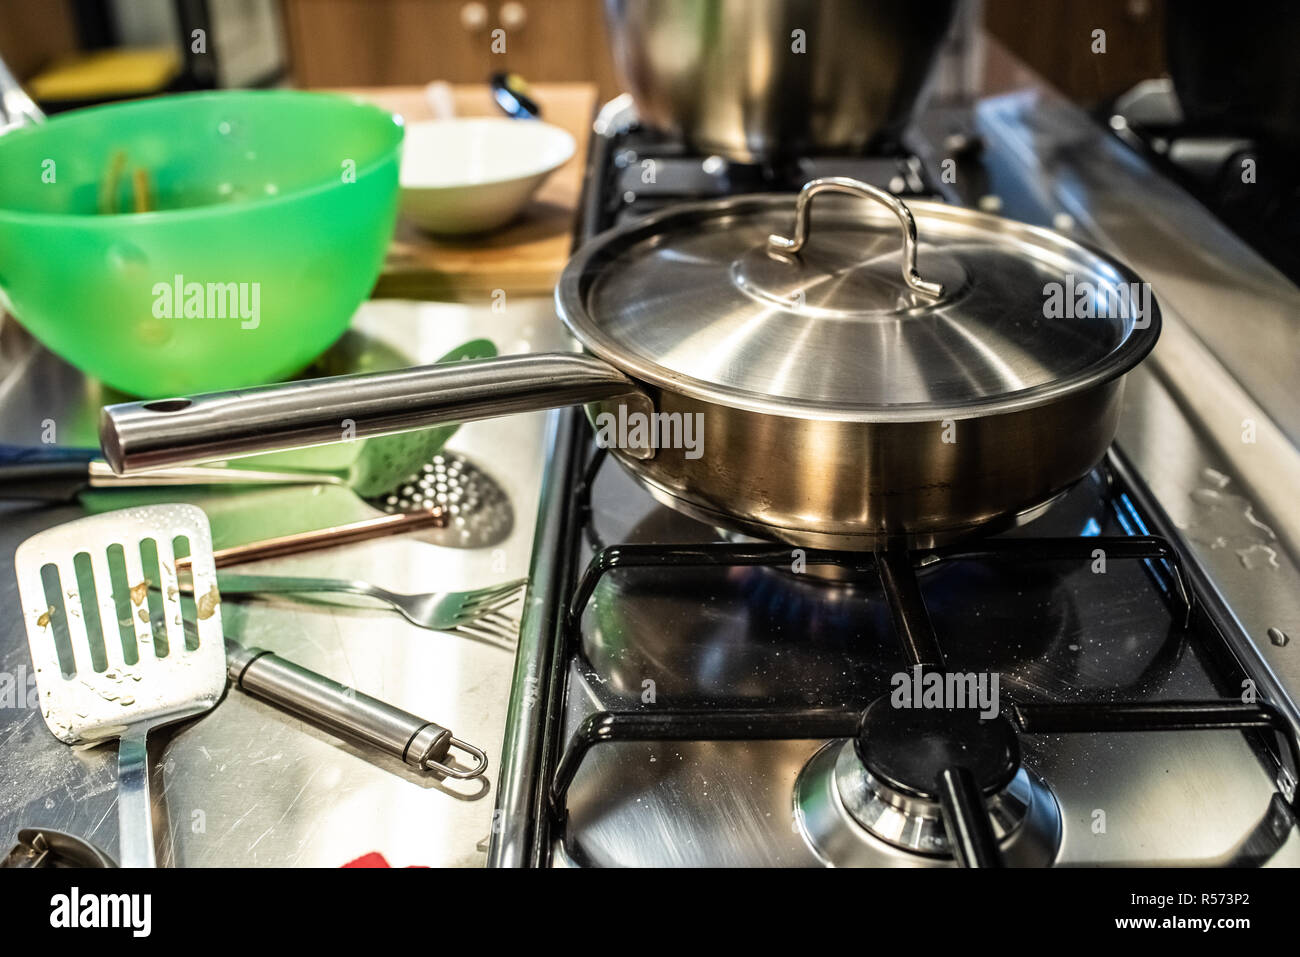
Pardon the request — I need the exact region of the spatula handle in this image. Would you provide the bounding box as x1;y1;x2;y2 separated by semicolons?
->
116;730;156;868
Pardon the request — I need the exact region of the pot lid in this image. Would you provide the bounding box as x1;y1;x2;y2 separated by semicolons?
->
557;178;1160;421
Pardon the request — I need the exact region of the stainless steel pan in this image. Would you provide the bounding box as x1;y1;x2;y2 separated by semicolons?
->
100;179;1160;549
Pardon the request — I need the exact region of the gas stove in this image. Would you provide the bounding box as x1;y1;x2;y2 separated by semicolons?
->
487;94;1300;868
589;99;950;226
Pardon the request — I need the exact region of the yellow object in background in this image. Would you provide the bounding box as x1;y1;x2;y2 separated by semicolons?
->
28;48;181;102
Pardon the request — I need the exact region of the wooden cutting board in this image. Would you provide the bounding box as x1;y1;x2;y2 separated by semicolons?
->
344;83;599;301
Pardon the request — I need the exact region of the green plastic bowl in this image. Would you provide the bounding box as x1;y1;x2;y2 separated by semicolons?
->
0;90;403;397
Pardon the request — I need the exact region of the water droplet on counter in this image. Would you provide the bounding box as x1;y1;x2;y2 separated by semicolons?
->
1191;488;1225;508
1243;506;1277;540
1268;627;1290;647
1236;544;1280;571
1200;467;1231;489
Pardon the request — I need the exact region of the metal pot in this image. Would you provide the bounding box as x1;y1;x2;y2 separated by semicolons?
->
100;179;1160;549
603;0;959;161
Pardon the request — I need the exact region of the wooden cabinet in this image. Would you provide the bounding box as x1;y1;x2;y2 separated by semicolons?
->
0;0;78;82
984;0;1167;106
282;0;619;97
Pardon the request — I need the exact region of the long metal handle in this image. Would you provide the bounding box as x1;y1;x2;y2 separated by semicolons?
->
87;461;348;489
217;573;381;599
177;511;446;570
226;642;488;779
100;352;642;474
768;177;944;299
115;730;156;868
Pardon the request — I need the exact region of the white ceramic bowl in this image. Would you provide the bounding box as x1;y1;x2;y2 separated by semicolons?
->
399;118;576;235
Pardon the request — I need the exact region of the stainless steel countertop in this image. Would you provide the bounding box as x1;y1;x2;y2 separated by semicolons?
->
0;297;570;866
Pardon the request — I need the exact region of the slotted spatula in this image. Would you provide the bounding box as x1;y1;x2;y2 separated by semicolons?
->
14;504;226;868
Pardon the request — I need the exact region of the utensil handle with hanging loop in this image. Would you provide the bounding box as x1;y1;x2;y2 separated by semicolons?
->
115;730;156;868
225;642;488;779
768;176;944;299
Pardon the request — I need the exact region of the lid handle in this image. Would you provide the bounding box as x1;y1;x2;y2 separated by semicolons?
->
768;177;944;299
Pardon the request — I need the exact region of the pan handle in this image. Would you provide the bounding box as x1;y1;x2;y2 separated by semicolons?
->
768;177;944;299
100;352;648;473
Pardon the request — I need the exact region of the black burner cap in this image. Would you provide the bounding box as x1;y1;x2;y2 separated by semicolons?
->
854;693;1020;800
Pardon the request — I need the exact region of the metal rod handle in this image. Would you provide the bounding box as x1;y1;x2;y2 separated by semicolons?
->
768;176;944;299
100;353;643;474
87;461;348;489
177;510;446;570
226;642;488;779
215;573;385;598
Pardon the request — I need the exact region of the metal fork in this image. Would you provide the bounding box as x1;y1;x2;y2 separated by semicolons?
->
214;574;527;642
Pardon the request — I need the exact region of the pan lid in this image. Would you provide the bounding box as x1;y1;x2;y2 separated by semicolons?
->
557;178;1160;422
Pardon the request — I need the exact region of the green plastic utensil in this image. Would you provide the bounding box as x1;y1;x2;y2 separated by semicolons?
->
0;90;403;397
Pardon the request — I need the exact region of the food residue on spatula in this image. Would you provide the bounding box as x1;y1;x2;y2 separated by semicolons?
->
196;585;220;620
129;579;150;605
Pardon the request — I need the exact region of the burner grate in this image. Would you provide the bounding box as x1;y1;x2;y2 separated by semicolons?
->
543;441;1300;867
594;123;949;229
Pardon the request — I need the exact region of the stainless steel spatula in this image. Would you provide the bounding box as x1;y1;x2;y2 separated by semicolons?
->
14;504;226;867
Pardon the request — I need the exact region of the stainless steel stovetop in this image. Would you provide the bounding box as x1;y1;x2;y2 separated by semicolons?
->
549;446;1298;866
486;86;1300;868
